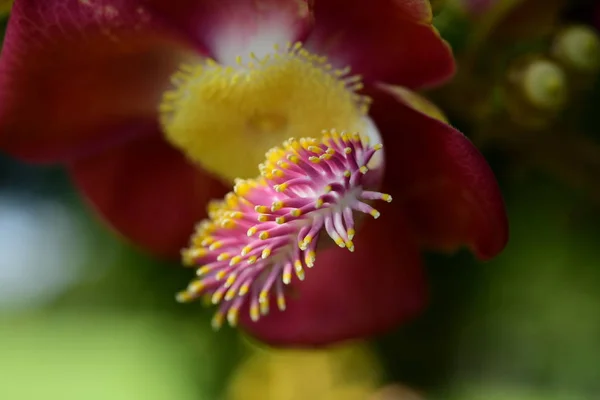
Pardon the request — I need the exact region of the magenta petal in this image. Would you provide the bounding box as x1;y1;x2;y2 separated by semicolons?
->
0;0;196;162
69;124;228;258
240;201;426;347
370;85;509;260
147;0;314;64
305;0;455;89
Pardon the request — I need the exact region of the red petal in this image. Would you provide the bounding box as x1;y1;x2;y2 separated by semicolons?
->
305;0;455;89
146;0;314;65
370;85;509;260
240;202;426;347
0;0;196;162
69;127;228;258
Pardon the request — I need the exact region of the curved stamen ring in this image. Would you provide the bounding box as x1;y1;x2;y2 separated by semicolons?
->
176;129;391;329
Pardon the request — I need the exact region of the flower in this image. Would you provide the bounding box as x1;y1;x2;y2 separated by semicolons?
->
0;0;508;346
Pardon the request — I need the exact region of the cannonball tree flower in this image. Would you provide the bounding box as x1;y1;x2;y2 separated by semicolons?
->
0;0;508;346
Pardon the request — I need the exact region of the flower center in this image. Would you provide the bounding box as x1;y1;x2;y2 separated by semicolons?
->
176;130;391;329
159;42;370;182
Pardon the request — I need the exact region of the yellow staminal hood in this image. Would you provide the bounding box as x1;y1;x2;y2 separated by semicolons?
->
159;42;370;182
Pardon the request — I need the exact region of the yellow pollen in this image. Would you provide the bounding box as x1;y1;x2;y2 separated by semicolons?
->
271;201;284;211
260;298;270;315
241;245;252;256
211;290;224;304
277;294;287;311
211;312;225;330
224;273;237;287
261;248;272;259
239;283;251;296
283;271;292;285
159;42;369;182
259;231;270;240
197;265;212;276
247;255;258;264
229;255;242;266
250;304;260;321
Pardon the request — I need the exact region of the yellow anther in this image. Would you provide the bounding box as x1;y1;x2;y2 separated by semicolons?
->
254;205;269;213
347;228;355;240
217;252;231;261
229;255;242;266
197;265;212;276
241;245;252;255
211;312;225;330
308;156;321;163
259;231;270;240
211;290;224;304
291;209;302;217
250;303;260;321
220;219;236;228
225;287;238;301
373;143;383;150
260;298;270;315
239;283;251;296
200;237;215;247
259;290;269;303
359;166;369;174
258;214;270;222
209;241;222;251
305;251;316;267
283;271;292;285
345;240;355;252
276;216;286;224
315;198;324;208
215;270;227;280
227;307;240;327
370;209;381;219
247;226;258;236
261;248;272;259
344;147;352;154
275;183;288;192
225;273;237;287
277;160;291;169
343;170;351;177
176;291;193;303
188;280;204;292
271;201;284;211
247;255;258;264
277;294;286;311
334;237;345;247
382;194;393;202
324;185;332;193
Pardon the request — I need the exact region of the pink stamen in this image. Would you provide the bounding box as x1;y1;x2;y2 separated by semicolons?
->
177;130;391;329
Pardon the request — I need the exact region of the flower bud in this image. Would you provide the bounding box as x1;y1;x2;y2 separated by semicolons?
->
552;25;600;74
504;56;568;129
